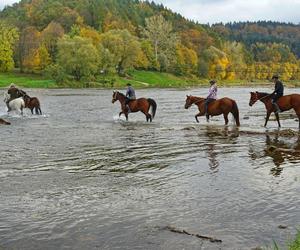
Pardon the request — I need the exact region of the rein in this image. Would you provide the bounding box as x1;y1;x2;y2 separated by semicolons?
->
257;93;271;101
192;98;205;105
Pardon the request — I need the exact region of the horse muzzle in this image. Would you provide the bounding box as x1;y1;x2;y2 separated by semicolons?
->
184;104;191;109
112;99;116;103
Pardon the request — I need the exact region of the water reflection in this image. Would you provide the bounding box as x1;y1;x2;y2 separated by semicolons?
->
265;132;300;176
206;143;219;171
250;130;300;176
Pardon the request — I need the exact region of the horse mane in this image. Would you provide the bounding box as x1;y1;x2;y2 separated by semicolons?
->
117;91;125;97
257;92;270;96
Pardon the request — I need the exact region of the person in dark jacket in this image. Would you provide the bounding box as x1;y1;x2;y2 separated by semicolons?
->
271;75;284;113
125;83;136;112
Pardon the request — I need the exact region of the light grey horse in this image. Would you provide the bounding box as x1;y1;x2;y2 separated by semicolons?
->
3;93;25;115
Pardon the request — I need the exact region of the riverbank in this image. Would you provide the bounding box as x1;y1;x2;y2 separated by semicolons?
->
1;70;299;89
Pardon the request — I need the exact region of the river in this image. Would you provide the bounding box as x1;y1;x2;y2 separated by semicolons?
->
0;88;299;249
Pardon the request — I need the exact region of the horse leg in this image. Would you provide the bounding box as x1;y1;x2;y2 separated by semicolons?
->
223;113;229;125
119;111;123;117
264;112;271;127
275;112;281;128
195;112;201;123
125;112;128;121
31;108;34;114
38;108;42;115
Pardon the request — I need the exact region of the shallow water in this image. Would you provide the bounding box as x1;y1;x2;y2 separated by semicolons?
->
0;88;300;250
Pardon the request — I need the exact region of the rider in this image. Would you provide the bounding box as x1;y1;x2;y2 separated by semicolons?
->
205;80;217;122
6;83;27;111
125;83;136;112
271;74;284;114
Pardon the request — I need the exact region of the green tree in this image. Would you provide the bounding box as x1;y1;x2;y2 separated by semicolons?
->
0;21;19;72
57;35;100;81
142;14;177;70
100;29;141;75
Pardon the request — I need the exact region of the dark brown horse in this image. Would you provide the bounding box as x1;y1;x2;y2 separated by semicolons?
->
0;118;10;125
249;91;300;128
112;91;157;122
184;95;240;126
23;95;42;115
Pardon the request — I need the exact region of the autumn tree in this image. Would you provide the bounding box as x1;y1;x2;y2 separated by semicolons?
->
41;21;64;61
17;26;40;72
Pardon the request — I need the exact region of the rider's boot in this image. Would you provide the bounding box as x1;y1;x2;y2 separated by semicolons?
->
205;113;210;122
126;105;131;113
273;103;281;114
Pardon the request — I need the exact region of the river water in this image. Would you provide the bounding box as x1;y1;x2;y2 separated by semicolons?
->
0;88;299;250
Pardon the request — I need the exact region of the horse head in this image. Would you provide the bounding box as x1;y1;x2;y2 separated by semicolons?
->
23;94;30;104
185;95;203;109
184;95;193;109
249;92;258;106
112;91;118;103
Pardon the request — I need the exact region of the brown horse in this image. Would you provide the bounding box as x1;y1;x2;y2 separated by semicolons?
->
184;95;240;126
249;91;300;128
0;118;10;125
112;91;157;122
23;94;42;115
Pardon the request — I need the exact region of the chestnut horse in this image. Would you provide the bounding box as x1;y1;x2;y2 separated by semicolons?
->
112;91;157;122
249;91;300;128
184;95;240;126
23;95;42;115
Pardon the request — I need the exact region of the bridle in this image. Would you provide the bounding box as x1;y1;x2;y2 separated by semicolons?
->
186;96;204;108
112;91;118;102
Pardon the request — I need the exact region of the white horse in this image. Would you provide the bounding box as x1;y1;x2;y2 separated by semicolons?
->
3;93;25;115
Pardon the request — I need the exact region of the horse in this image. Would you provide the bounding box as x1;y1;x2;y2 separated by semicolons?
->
3;93;25;115
112;91;157;122
23;94;42;115
184;95;240;126
0;118;10;125
249;91;300;128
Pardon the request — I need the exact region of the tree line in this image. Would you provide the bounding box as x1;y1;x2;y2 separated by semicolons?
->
0;0;300;84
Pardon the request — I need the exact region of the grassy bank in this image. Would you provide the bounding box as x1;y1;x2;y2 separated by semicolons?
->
0;72;58;88
0;70;299;89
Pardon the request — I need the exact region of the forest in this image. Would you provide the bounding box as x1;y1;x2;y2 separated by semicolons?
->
0;0;300;86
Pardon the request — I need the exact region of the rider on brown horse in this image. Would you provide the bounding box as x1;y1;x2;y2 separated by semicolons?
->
125;83;136;112
271;75;284;114
205;80;217;122
6;83;27;112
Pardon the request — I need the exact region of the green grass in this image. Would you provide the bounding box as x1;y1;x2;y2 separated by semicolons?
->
288;230;300;250
1;70;299;89
120;70;207;87
0;72;58;88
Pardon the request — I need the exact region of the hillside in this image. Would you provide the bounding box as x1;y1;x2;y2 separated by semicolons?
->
0;0;300;86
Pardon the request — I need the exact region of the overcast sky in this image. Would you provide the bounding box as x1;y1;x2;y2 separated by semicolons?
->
1;0;300;24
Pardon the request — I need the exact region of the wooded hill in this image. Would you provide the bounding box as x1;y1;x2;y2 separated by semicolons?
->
0;0;300;85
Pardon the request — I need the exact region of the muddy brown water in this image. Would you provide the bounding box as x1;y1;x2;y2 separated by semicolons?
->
0;88;300;249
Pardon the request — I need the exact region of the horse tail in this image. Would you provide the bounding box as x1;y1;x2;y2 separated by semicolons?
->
231;100;240;126
147;98;157;119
